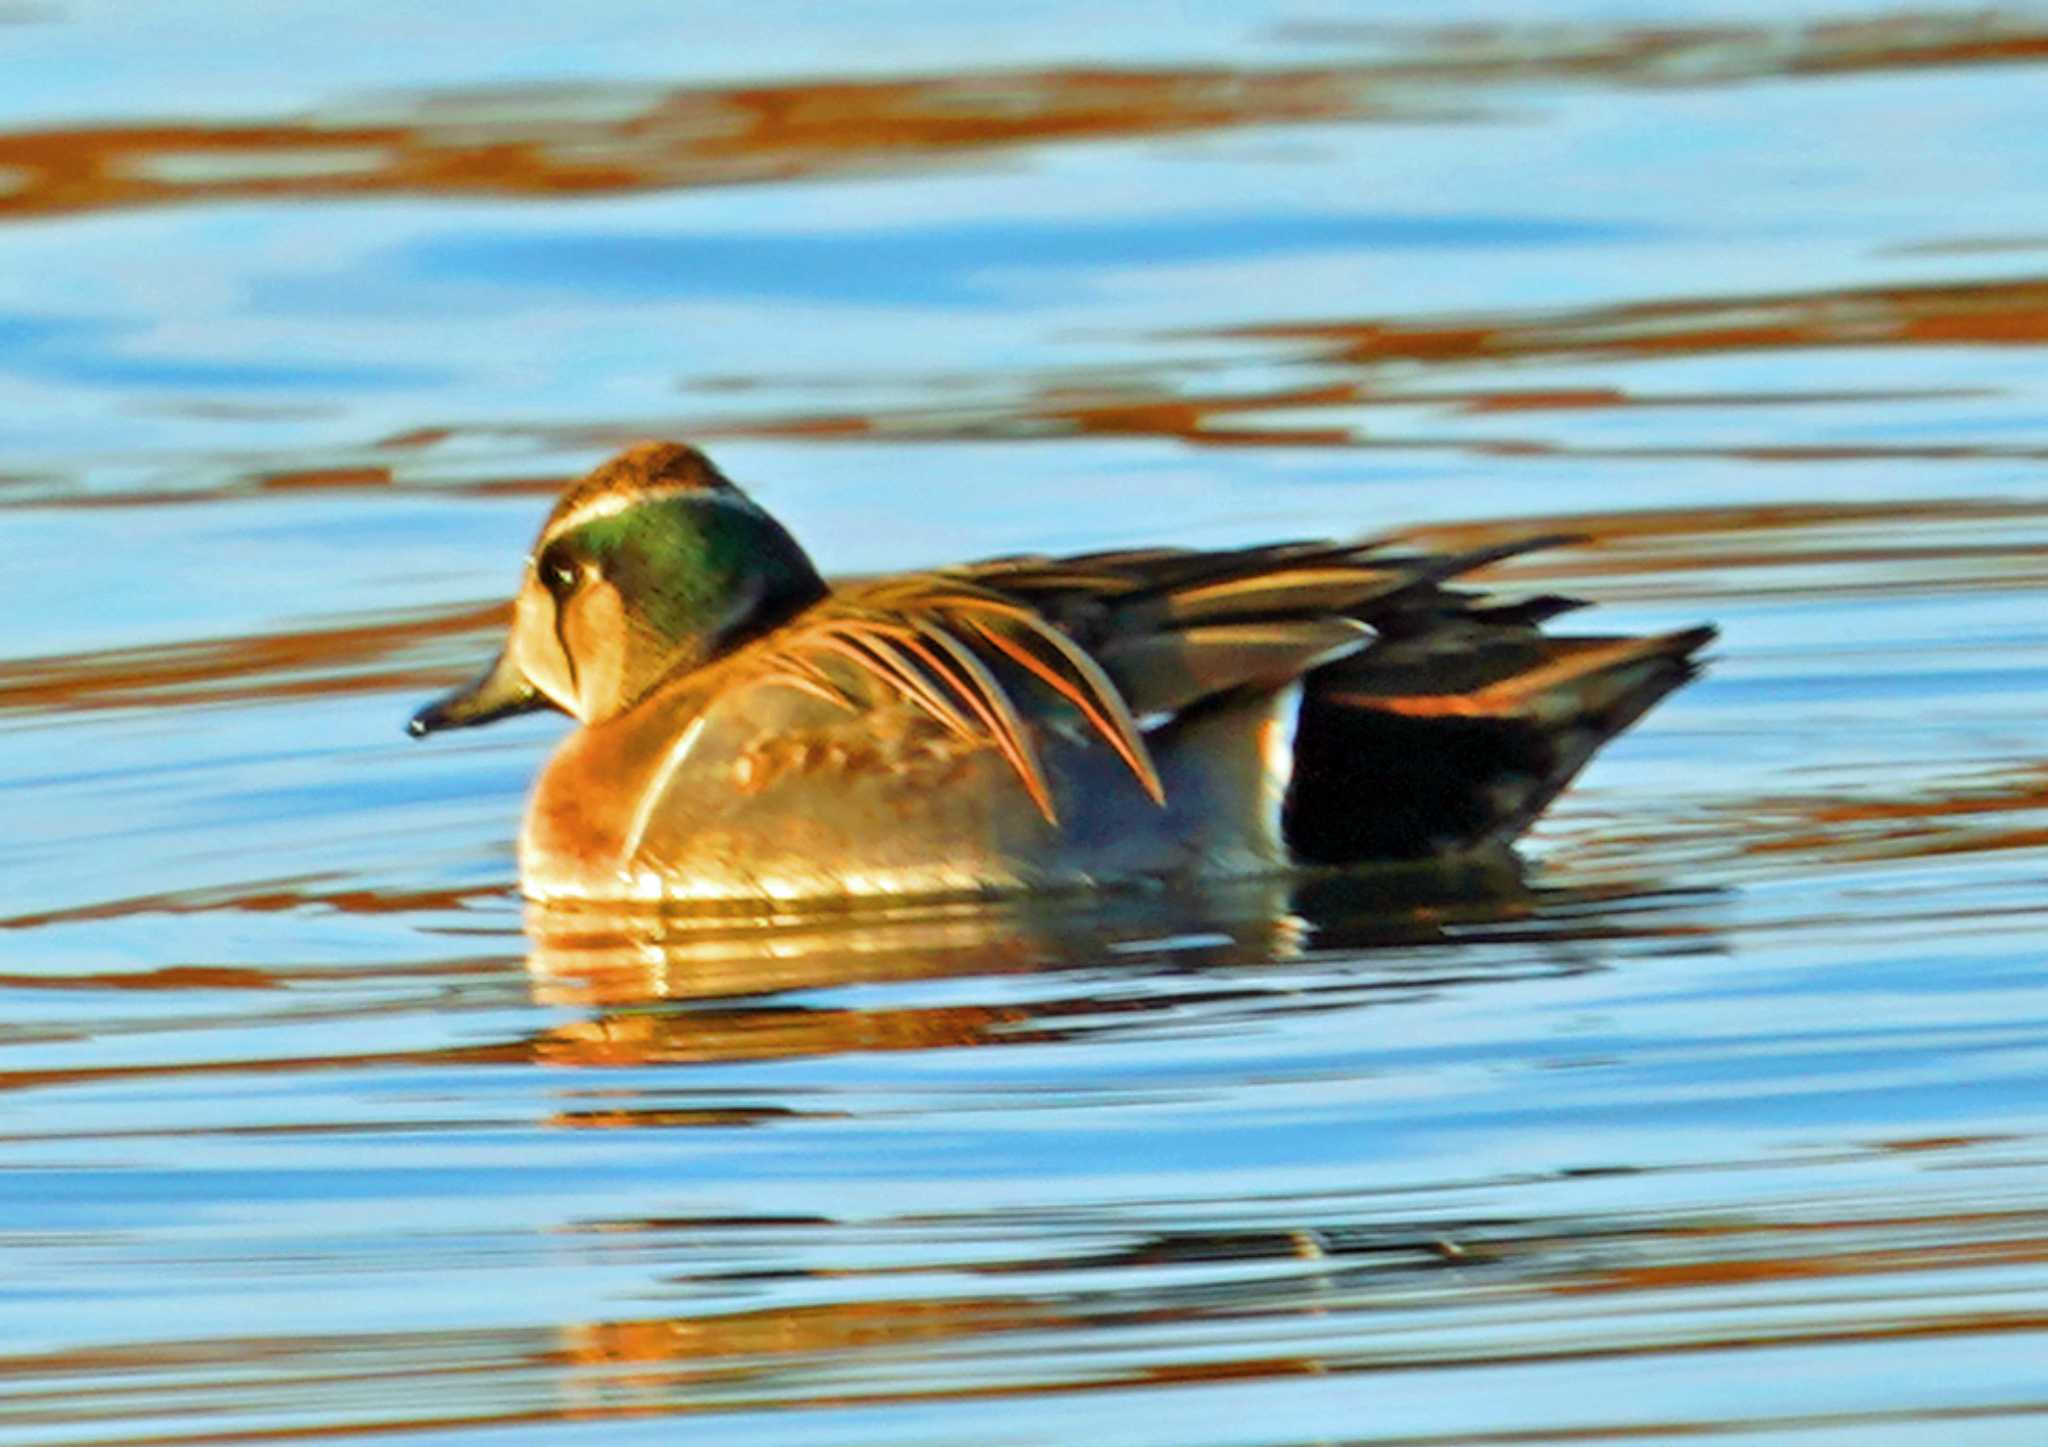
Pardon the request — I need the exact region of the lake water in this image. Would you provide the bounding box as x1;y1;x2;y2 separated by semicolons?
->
7;4;2048;1443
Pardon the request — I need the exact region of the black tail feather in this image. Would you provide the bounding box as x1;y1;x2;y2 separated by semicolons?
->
1283;626;1713;863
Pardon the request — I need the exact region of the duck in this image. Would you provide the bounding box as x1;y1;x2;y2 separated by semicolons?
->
409;442;1713;905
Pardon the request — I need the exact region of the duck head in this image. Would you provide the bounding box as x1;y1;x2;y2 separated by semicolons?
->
408;442;828;736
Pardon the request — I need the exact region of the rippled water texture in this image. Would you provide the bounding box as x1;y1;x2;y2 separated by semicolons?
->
8;4;2048;1443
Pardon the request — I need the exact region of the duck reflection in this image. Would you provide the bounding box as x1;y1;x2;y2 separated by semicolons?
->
542;1185;2048;1420
26;1184;2034;1436
520;858;1713;1089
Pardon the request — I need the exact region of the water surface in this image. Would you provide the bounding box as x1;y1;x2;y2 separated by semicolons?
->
7;5;2048;1444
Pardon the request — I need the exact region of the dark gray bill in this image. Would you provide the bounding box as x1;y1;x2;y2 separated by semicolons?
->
407;650;548;736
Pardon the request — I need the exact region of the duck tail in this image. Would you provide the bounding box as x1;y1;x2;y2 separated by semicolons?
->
1282;623;1715;863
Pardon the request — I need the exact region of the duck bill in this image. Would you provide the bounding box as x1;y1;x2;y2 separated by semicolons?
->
407;650;549;737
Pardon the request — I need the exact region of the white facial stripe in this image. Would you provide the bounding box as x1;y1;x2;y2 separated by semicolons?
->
540;482;753;546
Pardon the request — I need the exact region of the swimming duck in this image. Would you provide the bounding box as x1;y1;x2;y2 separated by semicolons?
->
410;442;1712;904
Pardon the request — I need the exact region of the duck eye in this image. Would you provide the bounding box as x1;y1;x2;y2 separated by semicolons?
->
538;550;581;599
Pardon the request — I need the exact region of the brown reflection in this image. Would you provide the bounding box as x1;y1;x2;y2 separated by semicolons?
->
686;272;2048;457
0;964;280;991
515;883;1309;1098
1531;750;2048;893
522;864;1569;1005
532;1002;1048;1071
559;1295;1049;1377
0;877;508;929
14;495;2041;736
1228;273;2048;363
6;13;2046;222
342;272;2048;467
12;262;2048;512
254;464;393;491
0;1036;530;1095
509;868;1710;1122
9;1196;2044;1441
545;1193;2048;1416
1386;496;2048;604
1731;762;2048;867
0;871;1705;1104
0;599;505;714
0;71;1381;222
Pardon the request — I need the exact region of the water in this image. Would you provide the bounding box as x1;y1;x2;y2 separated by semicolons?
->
6;4;2048;1443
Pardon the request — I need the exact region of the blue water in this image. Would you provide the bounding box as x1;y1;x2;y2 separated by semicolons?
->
6;5;2048;1445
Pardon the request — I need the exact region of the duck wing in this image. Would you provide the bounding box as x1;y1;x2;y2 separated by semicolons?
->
742;533;1703;850
948;535;1572;718
742;573;1162;826
950;535;1714;860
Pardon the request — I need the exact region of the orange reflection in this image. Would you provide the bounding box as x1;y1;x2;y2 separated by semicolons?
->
0;69;1379;220
703;274;2048;456
2;13;2045;221
0;878;505;929
511;869;1697;1110
0;600;505;714
1735;764;2048;866
12;499;2044;754
2;871;1681;1100
11;1195;2036;1440
1371;497;2048;610
1548;1207;2048;1296
1229;274;2048;363
6;265;2045;509
559;1295;1050;1377
522;886;1309;1009
515;888;1302;1098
